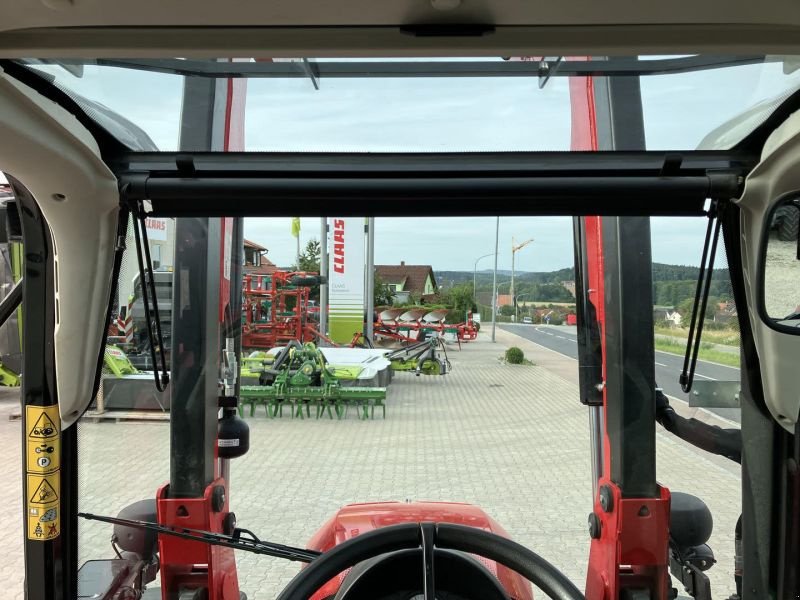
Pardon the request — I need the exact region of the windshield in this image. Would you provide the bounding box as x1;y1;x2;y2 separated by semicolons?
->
1;55;752;600
50;213;740;599
14;55;800;152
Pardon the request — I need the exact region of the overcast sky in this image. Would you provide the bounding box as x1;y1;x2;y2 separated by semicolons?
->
243;216;711;271
4;58;800;270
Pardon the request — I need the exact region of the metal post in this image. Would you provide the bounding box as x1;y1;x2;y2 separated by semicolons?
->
319;218;328;338
473;265;478;305
169;75;228;498
602;216;657;497
573;216;605;496
170;217;222;496
230;217;244;393
473;253;494;309
491;217;499;342
510;236;515;322
594;73;657;497
221;218;244;488
588;407;604;497
366;217;375;340
15;177;69;600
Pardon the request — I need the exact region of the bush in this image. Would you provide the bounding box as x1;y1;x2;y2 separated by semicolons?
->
445;309;464;323
505;347;525;364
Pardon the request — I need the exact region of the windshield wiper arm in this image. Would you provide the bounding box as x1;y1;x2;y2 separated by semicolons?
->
78;512;321;563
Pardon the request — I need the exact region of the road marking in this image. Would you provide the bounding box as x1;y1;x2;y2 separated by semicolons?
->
503;325;736;376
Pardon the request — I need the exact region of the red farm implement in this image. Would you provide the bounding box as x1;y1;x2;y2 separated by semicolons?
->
373;308;479;346
241;271;322;350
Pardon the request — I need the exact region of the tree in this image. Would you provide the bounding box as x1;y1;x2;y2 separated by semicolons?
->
294;239;321;301
677;295;719;321
374;273;394;307
297;239;321;272
440;283;476;314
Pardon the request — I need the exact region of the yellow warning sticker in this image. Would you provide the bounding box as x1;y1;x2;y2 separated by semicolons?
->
27;437;60;474
27;405;59;440
28;472;59;505
26;473;60;540
27;503;60;540
25;407;61;540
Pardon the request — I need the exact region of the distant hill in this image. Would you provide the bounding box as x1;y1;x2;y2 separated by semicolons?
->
436;263;733;308
437;263;728;285
437;267;574;287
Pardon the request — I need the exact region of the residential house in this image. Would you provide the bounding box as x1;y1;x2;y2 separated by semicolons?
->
243;238;278;288
496;294;513;308
665;310;683;328
375;262;437;304
243;239;277;273
475;292;513;308
714;300;738;324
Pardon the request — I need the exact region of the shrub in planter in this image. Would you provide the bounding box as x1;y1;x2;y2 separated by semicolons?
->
505;347;525;364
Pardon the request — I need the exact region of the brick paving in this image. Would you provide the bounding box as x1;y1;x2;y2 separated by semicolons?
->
0;330;741;599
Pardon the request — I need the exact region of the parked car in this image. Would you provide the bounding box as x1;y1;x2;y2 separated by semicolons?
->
522;316;533;324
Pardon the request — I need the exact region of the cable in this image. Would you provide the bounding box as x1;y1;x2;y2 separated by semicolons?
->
131;202;170;392
680;203;721;393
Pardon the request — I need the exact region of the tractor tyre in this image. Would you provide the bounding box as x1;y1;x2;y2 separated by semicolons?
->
775;205;800;241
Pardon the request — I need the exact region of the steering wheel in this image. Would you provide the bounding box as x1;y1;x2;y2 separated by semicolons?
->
276;522;586;600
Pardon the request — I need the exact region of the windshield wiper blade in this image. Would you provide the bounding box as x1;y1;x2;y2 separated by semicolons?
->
78;512;321;563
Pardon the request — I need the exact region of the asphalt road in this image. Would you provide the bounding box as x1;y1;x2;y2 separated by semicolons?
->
500;323;741;423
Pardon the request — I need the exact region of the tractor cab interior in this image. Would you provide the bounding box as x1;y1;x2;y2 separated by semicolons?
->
2;46;800;600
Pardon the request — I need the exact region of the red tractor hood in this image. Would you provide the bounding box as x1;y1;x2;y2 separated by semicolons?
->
306;501;533;600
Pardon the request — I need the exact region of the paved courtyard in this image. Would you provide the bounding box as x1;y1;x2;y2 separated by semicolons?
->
0;329;741;599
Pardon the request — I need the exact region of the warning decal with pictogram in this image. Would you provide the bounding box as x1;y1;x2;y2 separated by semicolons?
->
26;473;60;540
29;476;59;504
25;406;61;541
28;409;58;439
27;504;60;540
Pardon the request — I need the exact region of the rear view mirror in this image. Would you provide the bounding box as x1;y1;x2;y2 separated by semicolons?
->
760;197;800;333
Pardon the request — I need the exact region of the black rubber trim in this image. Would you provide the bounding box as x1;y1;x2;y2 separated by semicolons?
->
436;523;584;600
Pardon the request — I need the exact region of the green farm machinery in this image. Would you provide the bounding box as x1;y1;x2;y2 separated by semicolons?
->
239;341;387;419
386;337;451;376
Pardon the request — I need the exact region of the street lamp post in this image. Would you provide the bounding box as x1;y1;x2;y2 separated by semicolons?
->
511;237;534;323
492;280;512;342
473;252;496;305
515;292;536;322
496;280;512;312
491;217;499;342
496;281;512;297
